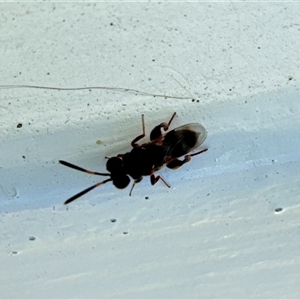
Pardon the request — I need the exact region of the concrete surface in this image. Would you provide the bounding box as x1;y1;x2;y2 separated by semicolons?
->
1;2;300;298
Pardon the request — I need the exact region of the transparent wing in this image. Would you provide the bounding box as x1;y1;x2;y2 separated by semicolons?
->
174;123;207;151
163;123;207;157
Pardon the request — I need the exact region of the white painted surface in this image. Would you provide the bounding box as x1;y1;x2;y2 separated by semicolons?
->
1;2;300;298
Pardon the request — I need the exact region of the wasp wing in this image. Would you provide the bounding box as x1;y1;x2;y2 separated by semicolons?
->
162;123;207;158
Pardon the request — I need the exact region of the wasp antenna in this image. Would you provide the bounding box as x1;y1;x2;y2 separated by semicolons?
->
59;160;110;176
64;179;112;205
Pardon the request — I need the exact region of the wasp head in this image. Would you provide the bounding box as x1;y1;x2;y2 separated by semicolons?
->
106;157;130;189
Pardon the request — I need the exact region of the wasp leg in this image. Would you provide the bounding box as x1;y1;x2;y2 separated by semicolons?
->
150;112;176;141
150;173;171;188
131;114;146;147
166;148;208;169
129;177;143;196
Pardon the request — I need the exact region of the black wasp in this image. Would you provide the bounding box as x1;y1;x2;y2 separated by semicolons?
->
60;112;208;204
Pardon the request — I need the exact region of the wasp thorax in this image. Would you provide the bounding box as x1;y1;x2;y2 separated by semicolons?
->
106;157;123;173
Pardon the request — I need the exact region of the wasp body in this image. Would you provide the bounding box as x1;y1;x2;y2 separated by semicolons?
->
60;112;207;204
